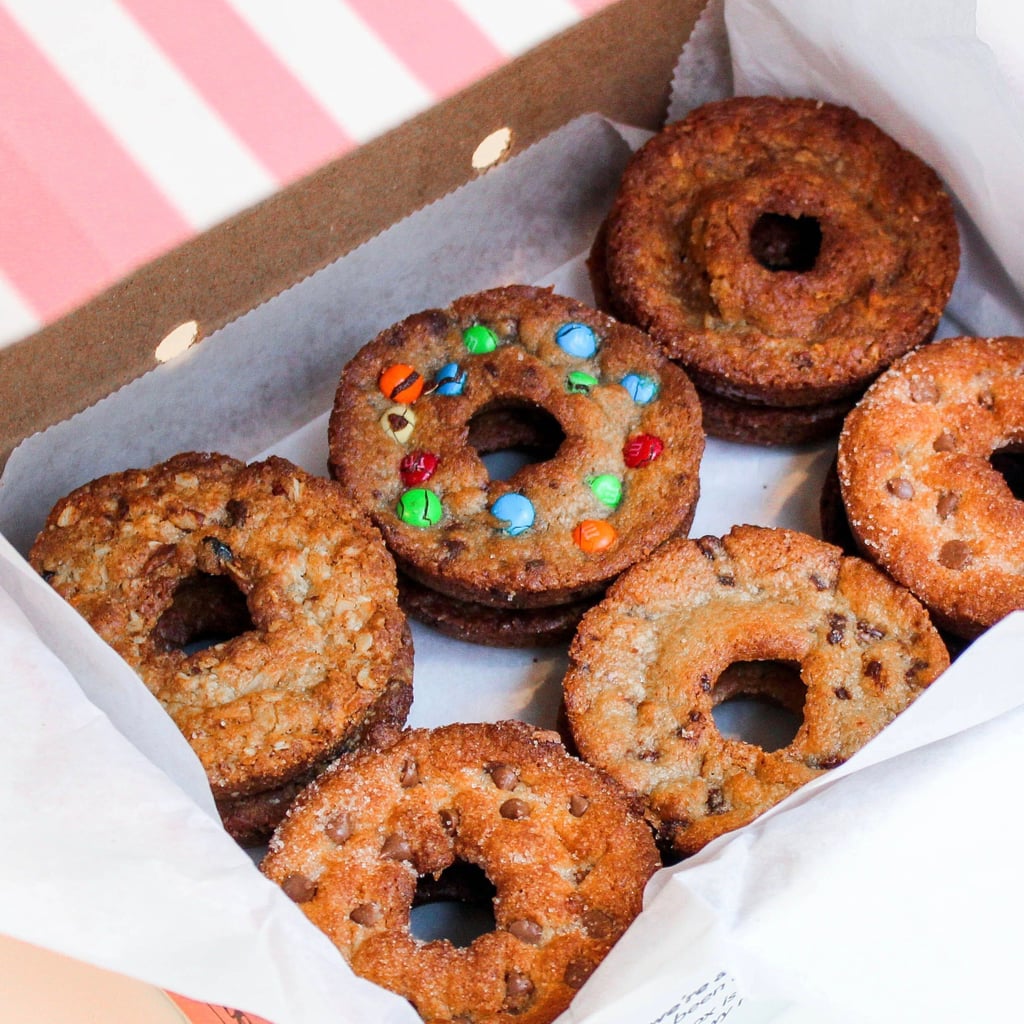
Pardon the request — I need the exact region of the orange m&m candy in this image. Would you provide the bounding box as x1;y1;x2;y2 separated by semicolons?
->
379;363;424;404
572;519;617;554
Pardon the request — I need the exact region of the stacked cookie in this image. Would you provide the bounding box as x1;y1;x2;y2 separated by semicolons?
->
29;453;413;845
328;284;704;646
591;95;960;445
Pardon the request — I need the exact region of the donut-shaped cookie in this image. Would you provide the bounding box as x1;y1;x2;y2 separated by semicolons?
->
261;720;659;1024
30;453;412;840
562;525;948;856
838;336;1024;639
328;285;704;645
599;96;959;409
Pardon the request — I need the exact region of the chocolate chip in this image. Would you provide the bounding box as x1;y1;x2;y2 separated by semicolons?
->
689;710;703;722
505;971;535;1010
281;873;317;903
717;573;736;587
817;755;846;770
324;811;353;844
225;498;248;526
40;569;55;583
509;918;543;944
938;539;971;569
381;834;414;861
569;794;589;817
500;798;530;820
400;758;420;788
886;477;914;500
909;376;939;403
856;621;885;643
699;673;712;693
826;613;846;645
809;572;831;591
697;536;724;560
706;788;726;813
834;686;852;700
864;660;884;683
564;958;594;989
203;536;234;562
905;658;930;684
936;492;959;520
439;808;459;834
349;902;383;926
582;908;614;939
487;763;519;791
977;389;996;410
933;430;956;452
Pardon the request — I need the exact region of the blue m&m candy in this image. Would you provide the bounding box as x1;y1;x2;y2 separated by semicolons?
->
434;362;467;396
490;493;535;536
555;322;598;359
620;373;659;404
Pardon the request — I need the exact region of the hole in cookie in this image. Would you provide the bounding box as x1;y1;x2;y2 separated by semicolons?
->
411;860;498;947
154;573;253;653
711;660;804;752
468;401;566;482
990;446;1024;501
749;213;822;273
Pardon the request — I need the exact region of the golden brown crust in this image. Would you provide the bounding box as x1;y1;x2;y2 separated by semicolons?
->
562;526;948;856
601;96;959;407
838;336;1024;638
30;452;412;812
328;285;704;625
261;721;659;1024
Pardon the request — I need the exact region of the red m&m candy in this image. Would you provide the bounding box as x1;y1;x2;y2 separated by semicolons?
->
400;450;439;486
623;434;664;468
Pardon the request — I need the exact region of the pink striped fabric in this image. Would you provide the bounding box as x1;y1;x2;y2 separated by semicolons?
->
120;0;356;183
0;5;192;322
344;0;506;97
0;0;617;348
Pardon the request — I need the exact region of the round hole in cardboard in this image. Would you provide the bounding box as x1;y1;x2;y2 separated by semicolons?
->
472;127;513;171
155;320;199;363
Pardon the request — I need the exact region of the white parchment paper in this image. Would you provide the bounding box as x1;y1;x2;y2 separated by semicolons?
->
2;2;1024;1022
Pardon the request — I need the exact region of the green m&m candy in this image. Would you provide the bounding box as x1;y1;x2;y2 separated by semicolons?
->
566;371;599;395
396;487;443;528
588;474;623;508
462;324;499;354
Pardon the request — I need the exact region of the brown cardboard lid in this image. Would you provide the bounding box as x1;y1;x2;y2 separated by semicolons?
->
0;0;704;471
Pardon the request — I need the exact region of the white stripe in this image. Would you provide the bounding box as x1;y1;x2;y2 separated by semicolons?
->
5;0;277;229
451;0;580;57
0;272;41;351
225;0;434;142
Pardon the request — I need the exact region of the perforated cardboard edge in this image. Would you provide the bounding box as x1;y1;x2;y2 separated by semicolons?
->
0;0;706;472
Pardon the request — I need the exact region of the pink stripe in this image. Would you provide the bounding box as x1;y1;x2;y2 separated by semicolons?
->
569;0;618;15
121;0;355;184
0;8;192;319
0;138;122;323
346;0;507;98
